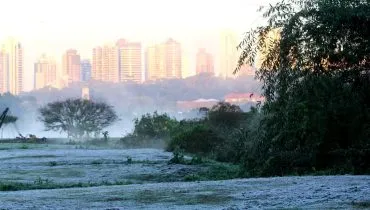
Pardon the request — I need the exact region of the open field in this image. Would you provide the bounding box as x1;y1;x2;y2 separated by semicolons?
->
0;143;369;209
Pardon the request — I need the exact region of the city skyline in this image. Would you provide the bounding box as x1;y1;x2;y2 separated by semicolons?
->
0;0;279;91
2;34;259;93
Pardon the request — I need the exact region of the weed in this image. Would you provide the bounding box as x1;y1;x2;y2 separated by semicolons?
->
34;176;53;185
126;156;133;164
91;159;103;165
48;161;57;167
19;144;29;149
184;162;241;181
190;156;203;165
0;179;134;192
352;201;370;208
184;174;202;181
169;148;186;164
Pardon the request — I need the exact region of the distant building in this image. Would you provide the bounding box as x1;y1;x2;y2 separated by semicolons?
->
62;49;81;85
145;38;182;81
0;51;8;94
224;92;265;104
145;44;166;81
176;98;219;111
34;54;57;90
0;37;23;95
92;47;102;81
165;38;182;79
196;48;214;75
81;59;91;82
237;64;255;77
219;30;238;79
92;44;119;83
117;39;142;83
182;53;192;78
82;86;90;100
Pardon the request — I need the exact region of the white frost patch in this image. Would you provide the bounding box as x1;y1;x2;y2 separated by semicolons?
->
0;147;369;209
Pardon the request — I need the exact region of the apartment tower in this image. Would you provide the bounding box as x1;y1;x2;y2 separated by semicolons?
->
34;54;57;90
117;39;142;83
196;48;214;75
62;49;81;84
0;38;23;95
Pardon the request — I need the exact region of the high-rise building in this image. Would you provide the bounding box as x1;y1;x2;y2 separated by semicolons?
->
165;38;182;79
145;38;182;81
81;59;91;82
196;48;214;75
92;44;119;83
145;44;166;81
102;44;119;83
62;49;81;84
117;39;142;83
220;30;238;79
34;54;57;90
182;51;193;78
92;47;102;81
0;51;8;94
0;38;23;95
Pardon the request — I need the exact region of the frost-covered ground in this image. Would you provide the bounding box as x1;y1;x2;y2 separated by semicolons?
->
0;144;369;209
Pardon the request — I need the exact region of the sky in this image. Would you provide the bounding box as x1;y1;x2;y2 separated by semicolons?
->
0;0;278;91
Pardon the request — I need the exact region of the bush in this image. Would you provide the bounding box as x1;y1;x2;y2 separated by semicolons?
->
208;102;243;127
167;124;224;155
120;112;178;148
168;148;186;164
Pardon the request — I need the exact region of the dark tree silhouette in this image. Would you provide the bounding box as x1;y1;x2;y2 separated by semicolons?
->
39;99;118;139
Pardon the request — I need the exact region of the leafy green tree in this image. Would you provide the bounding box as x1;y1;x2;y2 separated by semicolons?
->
39;99;118;139
168;124;224;155
236;0;370;175
132;111;178;139
208;102;243;127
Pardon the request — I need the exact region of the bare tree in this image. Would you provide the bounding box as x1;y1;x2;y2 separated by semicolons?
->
39;99;118;139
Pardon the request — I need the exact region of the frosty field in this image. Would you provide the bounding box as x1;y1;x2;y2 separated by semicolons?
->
0;143;369;209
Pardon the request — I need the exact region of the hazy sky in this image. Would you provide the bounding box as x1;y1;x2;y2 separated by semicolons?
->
0;0;277;91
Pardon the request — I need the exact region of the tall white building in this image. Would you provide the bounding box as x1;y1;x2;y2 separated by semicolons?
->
145;38;182;81
219;30;238;79
62;49;81;85
117;39;142;83
92;44;119;83
0;38;23;95
34;54;57;90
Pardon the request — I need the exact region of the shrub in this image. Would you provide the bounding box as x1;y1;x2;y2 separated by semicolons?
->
208;102;243;127
168;124;224;155
168;148;186;164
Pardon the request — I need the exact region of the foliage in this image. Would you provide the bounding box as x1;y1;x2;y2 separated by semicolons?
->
39;98;118;139
133;111;177;139
168;148;186;164
207;102;244;127
102;131;109;141
120;112;178;147
168;124;224;155
126;156;133;164
235;0;370;176
184;162;241;181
